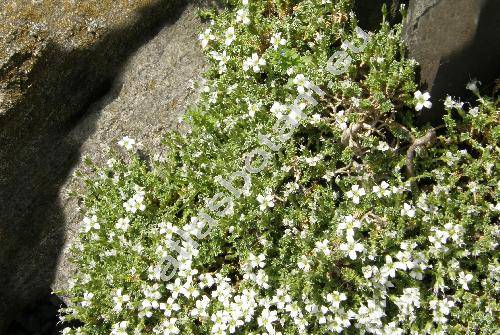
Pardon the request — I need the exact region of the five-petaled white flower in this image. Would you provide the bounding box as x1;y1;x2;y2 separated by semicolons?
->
81;291;94;307
198;28;215;49
113;288;131;312
326;291;347;309
257;309;278;334
243;53;266;73
118;136;136;150
110;321;129;335
247;101;261;117
469;107;479;117
83;215;100;232
339;235;364;260
414;90;432;111
373;181;391;198
248;253;266;269
376;141;390;152
257;190;274;210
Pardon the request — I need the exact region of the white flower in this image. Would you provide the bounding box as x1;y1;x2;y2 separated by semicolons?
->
110;321;128;335
429;297;454;324
469;106;479;117
297;255;310;272
123;186;146;213
466;79;480;94
293;74;310;94
83;215;100;232
210;50;230;74
311;113;321;124
270;32;287;50
248;253;266;269
326;291;347;310
270;101;287;119
243;53;266;73
81;292;94;307
443;222;463;244
211;310;230;333
315;239;331;256
257;189;274;210
337;215;361;238
414;90;432;111
118;136;136;150
106;158;117;168
458;271;473;290
346;184;366;204
190;295;210;318
372;181;391;198
339;235;364;260
198;273;215;289
139;284;162;318
113;288;130;312
247;101;261;117
376;141;390;151
335;110;348;130
236;8;250;25
160;318;180;335
254;269;270;289
115;217;130;231
351;97;360;107
400;202;416;218
381;255;405;278
444;96;464;109
257;309;278;334
225;26;236;46
198;28;215;48
304;154;323;166
159;297;180;316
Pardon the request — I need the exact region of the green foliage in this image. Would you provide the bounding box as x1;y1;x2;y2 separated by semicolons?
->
59;1;499;334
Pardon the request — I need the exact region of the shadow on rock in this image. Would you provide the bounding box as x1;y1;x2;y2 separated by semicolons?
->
428;0;500;124
403;0;500;125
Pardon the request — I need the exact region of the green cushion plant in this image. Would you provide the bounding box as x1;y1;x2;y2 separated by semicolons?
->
58;1;499;334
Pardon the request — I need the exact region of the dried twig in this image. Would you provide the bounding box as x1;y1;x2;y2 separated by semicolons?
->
406;128;437;177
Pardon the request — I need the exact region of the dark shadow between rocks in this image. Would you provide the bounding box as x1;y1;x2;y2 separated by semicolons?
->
6;292;69;335
0;0;190;333
354;0;409;32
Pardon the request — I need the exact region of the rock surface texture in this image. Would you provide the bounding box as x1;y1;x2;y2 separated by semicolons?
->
0;0;206;332
403;0;500;124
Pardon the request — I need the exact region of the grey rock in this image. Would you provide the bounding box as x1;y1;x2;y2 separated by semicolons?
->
0;0;207;332
403;0;500;124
